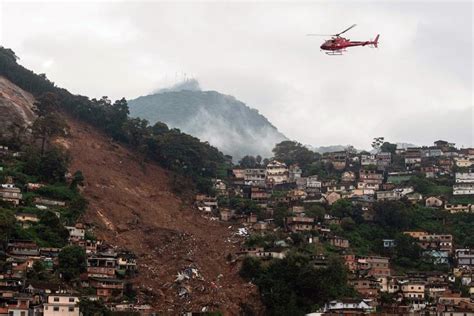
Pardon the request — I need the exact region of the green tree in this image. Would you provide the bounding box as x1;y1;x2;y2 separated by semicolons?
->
69;170;85;190
35;211;69;247
32;113;69;155
272;141;318;171
381;142;397;154
240;256;263;281
239;155;258;168
0;209;15;244
79;298;109;316
58;245;86;281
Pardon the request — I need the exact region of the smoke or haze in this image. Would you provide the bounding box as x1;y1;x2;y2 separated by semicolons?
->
1;0;472;149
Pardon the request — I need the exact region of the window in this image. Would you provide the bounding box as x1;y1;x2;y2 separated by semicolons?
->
69;307;75;312
54;297;59;302
54;307;60;311
69;297;75;302
21;312;26;316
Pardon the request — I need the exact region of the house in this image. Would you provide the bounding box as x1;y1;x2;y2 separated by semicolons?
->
26;183;45;191
324;192;341;205
328;236;350;248
250;187;268;202
330;152;347;170
401;281;425;300
376;152;392;170
341;171;356;183
213;179;227;196
359;170;383;186
426;196;444;208
4;294;33;316
219;209;233;221
444;203;473;213
287;189;307;201
376;190;401;201
43;295;79;316
387;171;413;184
33;197;66;207
231;169;245;184
453;171;474;195
404;148;422;168
244;168;266;187
253;221;269;231
421;166;439;178
322;299;374;313
7;241;40;258
195;195;218;211
0;183;22;205
421;147;443;158
383;239;396;248
434;140;455;150
254;249;287;260
358;256;391;277
88;277;124;299
306;176;322;191
285;216;314;232
361;154;377;166
14;213;39;228
424;250;449;265
453;183;474;195
65;224;85;242
350;277;381;298
404;232;453;253
454;156;474;168
87;254;116;278
455;249;474;267
455;171;474;183
116;251;137;275
288;164;302;182
265;160;289;185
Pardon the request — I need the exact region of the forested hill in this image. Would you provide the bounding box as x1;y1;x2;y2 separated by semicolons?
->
128;83;288;160
0;46;225;193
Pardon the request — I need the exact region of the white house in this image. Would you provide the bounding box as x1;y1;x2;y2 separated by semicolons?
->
265;160;288;185
43;295;79;316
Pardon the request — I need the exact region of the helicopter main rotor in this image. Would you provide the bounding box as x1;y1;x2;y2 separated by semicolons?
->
307;24;357;37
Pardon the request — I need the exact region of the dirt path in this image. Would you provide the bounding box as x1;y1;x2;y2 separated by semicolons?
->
64;117;262;314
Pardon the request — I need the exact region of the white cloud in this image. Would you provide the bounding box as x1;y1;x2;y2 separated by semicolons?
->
1;0;472;149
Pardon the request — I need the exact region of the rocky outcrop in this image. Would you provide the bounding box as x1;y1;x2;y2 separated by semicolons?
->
0;76;36;142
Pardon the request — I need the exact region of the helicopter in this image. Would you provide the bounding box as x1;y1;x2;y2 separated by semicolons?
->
307;24;379;55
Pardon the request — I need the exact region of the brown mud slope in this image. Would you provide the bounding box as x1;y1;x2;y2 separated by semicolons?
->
64;117;261;314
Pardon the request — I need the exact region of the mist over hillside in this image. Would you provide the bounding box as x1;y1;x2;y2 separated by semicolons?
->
128;81;287;160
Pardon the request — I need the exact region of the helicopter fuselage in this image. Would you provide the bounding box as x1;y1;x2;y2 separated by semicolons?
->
320;36;379;51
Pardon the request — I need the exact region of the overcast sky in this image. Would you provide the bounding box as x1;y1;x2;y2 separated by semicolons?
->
1;0;472;149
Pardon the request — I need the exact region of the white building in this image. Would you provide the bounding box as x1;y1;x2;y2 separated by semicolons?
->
306;176;322;189
243;168;266;186
43;295;79;316
323;299;374;313
265;160;288;185
361;154;377;166
65;225;85;242
455;171;474;183
453;183;474;195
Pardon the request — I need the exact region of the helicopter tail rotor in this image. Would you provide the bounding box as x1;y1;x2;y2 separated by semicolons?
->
373;34;380;48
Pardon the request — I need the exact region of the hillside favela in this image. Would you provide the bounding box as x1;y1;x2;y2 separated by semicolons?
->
0;1;472;316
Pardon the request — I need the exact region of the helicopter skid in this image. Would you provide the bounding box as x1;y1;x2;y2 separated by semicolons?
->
325;49;345;55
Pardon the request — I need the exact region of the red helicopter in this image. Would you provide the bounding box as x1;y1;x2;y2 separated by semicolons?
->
307;24;379;55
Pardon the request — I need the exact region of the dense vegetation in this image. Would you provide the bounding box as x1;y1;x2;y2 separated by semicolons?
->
0;147;87;248
240;254;354;315
0;46;225;193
